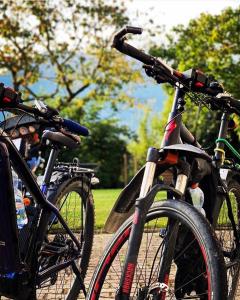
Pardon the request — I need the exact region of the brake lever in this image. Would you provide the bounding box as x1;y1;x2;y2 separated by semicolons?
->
34;99;59;118
143;64;172;84
34;99;48;114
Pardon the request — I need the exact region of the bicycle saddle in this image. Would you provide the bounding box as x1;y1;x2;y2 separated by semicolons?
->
42;130;80;149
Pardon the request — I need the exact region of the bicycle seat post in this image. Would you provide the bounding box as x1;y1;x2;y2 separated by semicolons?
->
41;146;60;194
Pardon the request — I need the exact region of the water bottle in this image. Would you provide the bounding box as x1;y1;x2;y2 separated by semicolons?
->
37;175;44;187
188;184;205;216
12;171;28;229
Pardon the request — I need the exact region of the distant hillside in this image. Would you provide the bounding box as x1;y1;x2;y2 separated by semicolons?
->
0;74;166;132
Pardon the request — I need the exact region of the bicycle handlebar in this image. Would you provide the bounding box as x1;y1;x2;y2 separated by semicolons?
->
210;93;240;115
113;26;240;114
112;26;155;66
113;26;143;41
17;103;90;135
113;27;195;87
228;97;240;112
62;118;89;136
2;100;90;136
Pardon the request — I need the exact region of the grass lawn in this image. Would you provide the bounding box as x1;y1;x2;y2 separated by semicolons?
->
52;187;238;232
92;189;122;229
52;188;166;232
93;189;166;229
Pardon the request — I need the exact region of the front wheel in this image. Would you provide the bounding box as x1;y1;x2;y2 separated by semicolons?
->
88;200;227;300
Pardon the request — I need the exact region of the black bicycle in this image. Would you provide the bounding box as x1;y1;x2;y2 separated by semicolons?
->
0;87;95;299
87;26;233;299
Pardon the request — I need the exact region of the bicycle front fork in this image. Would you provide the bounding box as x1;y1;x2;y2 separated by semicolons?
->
115;148;159;299
116;148;189;299
140;148;188;197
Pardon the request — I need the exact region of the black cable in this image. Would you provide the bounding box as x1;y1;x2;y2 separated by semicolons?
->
0;110;31;138
164;110;185;130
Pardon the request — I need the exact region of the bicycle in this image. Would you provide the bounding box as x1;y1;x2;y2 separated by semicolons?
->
87;26;234;299
0;87;95;299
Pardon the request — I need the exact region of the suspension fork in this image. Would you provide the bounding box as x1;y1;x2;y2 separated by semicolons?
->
115;147;159;299
115;145;190;298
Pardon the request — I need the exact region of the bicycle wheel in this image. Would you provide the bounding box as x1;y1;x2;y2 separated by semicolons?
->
36;175;94;300
88;200;227;300
217;175;240;299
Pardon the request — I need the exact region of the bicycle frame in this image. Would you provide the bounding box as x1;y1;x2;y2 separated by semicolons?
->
113;85;239;298
0;129;83;298
114;87;205;297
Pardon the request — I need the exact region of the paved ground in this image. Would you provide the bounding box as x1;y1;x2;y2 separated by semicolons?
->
1;232;239;299
83;232;240;299
84;233;113;291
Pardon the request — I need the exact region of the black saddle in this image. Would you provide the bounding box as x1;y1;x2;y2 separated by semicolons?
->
42;130;80;149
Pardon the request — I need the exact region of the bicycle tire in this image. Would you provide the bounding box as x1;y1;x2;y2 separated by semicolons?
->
36;175;94;300
217;174;240;299
87;200;227;300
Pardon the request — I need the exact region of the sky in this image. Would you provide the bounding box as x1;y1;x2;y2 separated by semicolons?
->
110;0;240;132
128;0;239;30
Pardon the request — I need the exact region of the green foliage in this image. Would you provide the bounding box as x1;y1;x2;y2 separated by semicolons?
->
128;107;165;167
0;0;141;112
93;189;165;229
59;114;130;188
0;0;145;187
150;6;240;145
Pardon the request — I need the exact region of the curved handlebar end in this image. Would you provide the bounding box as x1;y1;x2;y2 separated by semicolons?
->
112;26;143;48
125;26;143;35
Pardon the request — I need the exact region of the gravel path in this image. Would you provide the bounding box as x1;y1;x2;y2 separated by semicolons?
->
1;232;239;299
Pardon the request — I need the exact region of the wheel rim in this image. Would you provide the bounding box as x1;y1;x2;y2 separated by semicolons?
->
92;209;211;300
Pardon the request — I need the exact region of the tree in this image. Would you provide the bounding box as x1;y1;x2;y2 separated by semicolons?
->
0;0;141;113
150;6;240;145
128;108;164;169
0;0;145;187
59;115;130;188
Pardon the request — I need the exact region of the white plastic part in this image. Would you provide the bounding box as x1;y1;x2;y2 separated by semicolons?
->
189;186;206;216
12;170;28;229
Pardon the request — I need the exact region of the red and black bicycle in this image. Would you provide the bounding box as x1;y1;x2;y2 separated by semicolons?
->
86;26;240;299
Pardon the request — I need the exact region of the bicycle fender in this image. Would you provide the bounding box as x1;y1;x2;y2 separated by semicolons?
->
104;166;144;233
163;144;212;161
104;164;170;233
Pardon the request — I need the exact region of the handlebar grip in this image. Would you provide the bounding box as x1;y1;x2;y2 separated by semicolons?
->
62;118;89;136
113;26;155;66
115;38;155;65
125;26;142;35
113;26;143;43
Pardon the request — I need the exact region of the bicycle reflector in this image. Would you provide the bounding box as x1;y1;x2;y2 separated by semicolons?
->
0;83;21;107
